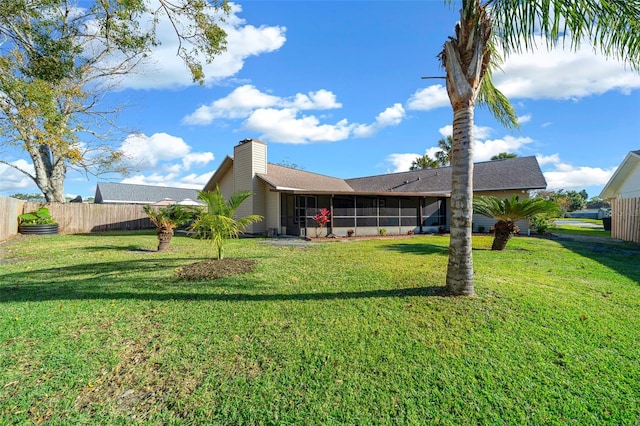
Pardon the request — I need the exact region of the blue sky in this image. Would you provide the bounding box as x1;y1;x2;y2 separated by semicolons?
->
1;1;639;200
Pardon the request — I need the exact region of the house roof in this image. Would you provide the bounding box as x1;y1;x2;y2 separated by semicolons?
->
257;164;355;193
94;182;201;204
600;150;640;199
254;156;546;196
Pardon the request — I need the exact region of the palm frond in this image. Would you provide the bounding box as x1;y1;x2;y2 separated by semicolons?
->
473;195;560;221
488;0;640;71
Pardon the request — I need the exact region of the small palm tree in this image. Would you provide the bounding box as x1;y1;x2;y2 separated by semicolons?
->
473;195;560;250
143;204;194;251
190;186;263;260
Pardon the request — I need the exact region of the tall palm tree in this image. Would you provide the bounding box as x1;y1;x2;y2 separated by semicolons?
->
440;0;640;295
435;135;453;166
190;185;263;260
473;195;560;250
410;154;440;171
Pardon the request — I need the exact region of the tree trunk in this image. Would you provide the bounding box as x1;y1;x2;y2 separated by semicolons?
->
157;229;174;251
29;143;67;202
441;0;490;296
491;220;512;251
446;105;475;295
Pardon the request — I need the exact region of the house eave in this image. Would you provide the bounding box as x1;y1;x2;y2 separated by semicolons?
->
600;151;640;199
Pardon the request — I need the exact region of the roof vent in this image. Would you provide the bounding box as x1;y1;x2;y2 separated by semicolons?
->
240;138;253;144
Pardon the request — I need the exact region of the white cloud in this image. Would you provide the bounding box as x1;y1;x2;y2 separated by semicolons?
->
438;124;493;140
183;85;341;125
120;170;213;189
474;135;534;161
533;154;616;192
436;125;532;161
496;37;640;100
384;153;421;173
517;114;532;124
543;164;616;190
117;3;287;90
406;85;449;111
244;108;353;144
353;104;406;138
285;90;342;110
0;160;37;192
404;38;640;114
185;85;405;143
536;153;561;166
119;133;215;173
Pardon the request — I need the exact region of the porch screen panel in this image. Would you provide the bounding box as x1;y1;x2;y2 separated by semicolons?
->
333;195;355;227
356;196;377;228
423;198;444;226
400;197;420;227
379;197;399;216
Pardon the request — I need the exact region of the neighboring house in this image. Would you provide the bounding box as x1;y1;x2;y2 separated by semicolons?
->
600;150;640;200
599;150;640;243
203;139;547;237
94;182;203;205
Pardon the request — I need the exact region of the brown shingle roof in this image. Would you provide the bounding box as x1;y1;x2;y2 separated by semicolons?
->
257;164;354;193
346;156;546;194
222;155;546;196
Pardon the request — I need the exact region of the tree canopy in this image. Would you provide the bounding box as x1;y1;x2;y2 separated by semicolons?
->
0;0;229;201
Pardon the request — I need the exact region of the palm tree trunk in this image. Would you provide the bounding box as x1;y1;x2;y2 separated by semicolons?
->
446;105;475;295
157;229;174;251
491;220;512;251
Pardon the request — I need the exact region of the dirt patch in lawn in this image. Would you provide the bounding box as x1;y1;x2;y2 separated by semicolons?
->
175;258;258;281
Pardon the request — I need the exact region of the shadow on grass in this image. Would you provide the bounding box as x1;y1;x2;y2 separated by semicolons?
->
550;236;640;284
382;242;449;256
0;257;451;303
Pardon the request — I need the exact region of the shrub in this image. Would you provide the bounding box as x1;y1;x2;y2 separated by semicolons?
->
530;214;553;235
18;207;56;225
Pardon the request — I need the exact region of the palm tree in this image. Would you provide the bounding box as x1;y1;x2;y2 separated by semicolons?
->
440;0;640;295
491;152;517;160
144;204;194;251
473;195;560;250
190;185;263;260
435;135;453;166
410;154;440;171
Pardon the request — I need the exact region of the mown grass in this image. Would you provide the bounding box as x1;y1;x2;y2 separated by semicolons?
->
550;218;611;238
1;231;639;424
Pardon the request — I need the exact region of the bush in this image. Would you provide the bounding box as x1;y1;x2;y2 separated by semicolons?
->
530;214;553;235
18;207;56;225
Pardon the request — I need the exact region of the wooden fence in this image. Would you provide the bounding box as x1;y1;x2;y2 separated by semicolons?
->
611;197;640;243
0;196;24;242
0;200;153;241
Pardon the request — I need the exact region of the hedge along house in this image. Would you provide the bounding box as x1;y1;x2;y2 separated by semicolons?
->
203;139;548;237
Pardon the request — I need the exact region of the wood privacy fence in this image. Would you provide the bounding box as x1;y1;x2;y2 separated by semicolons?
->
611;198;640;243
1;198;153;240
0;196;24;242
21;202;153;234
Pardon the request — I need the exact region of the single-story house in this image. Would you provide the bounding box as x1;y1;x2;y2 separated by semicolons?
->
94;182;203;205
203;139;547;237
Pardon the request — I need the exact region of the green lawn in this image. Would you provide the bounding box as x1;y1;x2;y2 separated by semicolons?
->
550;218;611;238
1;231;639;424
